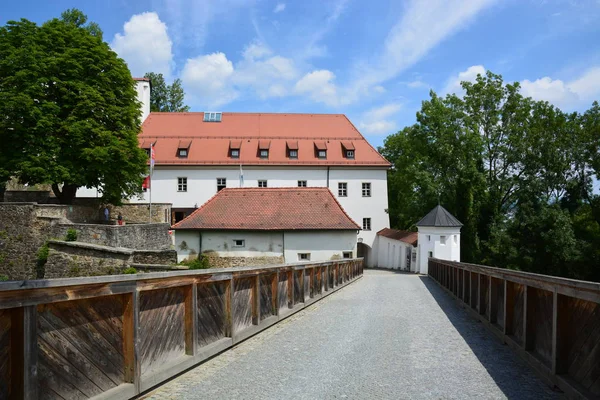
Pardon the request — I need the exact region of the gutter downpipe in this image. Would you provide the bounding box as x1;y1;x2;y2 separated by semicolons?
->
327;166;330;188
282;230;286;263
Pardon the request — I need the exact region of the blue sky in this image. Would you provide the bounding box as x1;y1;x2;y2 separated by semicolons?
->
2;0;600;147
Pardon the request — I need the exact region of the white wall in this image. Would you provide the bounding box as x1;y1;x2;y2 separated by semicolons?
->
136;80;151;123
375;235;415;271
283;230;357;262
417;226;461;274
131;166;388;266
174;229;357;263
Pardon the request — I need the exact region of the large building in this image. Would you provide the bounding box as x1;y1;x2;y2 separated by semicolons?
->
79;79;391;266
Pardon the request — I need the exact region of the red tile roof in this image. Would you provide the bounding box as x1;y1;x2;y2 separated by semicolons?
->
138;113;391;166
377;228;418;246
133;77;150;82
172;188;361;231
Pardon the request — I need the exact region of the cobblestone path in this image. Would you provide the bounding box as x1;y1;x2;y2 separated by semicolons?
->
142;270;562;400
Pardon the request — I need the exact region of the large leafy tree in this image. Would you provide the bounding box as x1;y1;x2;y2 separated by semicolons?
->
143;72;190;112
380;70;600;281
0;9;148;204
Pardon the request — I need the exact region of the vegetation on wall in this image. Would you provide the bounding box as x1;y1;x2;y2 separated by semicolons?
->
179;255;211;270
380;70;600;282
0;9;148;204
65;229;78;242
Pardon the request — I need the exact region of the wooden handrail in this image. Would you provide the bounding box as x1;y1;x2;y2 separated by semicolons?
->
428;258;599;399
0;258;363;400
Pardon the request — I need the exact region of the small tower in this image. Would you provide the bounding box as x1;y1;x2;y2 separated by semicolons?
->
416;205;462;274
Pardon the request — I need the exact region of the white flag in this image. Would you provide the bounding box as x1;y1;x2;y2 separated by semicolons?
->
240;164;244;187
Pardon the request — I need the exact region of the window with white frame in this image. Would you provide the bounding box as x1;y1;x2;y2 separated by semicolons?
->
289;149;298;159
217;178;226;192
338;182;347;197
362;218;371;231
233;239;245;247
318;150;327;159
177;177;187;192
260;149;269;158
203;112;222;122
230;149;240;158
440;235;447;245
298;180;307;187
258;180;267;188
178;148;188;158
298;253;311;261
362;182;371;197
346;150;354;159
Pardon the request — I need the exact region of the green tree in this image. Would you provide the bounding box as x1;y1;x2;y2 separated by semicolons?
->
0;10;148;204
143;72;190;112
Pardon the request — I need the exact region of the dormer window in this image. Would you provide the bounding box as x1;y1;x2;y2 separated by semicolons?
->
203;112;222;122
286;140;299;159
258;140;271;159
229;140;241;159
289;150;298;158
342;141;355;159
177;139;191;158
141;140;156;157
314;141;327;159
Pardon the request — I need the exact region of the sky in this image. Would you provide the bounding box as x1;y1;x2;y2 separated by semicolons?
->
2;0;600;147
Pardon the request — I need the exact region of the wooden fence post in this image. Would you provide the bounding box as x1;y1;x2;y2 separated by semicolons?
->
272;271;279;317
552;291;570;375
252;275;260;325
287;270;294;308
524;286;536;351
504;280;514;336
489;278;497;324
11;305;38;400
225;278;233;337
123;290;140;394
184;283;198;356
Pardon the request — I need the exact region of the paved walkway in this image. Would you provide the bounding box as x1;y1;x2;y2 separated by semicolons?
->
143;270;562;400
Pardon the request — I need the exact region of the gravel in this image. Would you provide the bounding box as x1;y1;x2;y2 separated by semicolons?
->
143;270;562;400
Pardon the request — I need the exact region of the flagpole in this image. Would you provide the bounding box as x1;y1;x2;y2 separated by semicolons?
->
149;143;154;222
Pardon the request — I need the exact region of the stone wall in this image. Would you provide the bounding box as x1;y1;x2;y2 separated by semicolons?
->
45;241;179;278
4;191;51;203
53;223;172;250
202;252;284;269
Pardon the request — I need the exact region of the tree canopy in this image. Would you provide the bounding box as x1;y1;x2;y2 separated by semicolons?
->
143;72;190;112
380;70;600;281
0;9;148;204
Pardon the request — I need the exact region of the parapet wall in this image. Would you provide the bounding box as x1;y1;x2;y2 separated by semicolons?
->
53;223;172;250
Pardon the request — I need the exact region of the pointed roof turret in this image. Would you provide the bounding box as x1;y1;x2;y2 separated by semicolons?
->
416;205;462;227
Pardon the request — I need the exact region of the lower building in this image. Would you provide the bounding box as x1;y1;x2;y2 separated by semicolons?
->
375;229;418;272
172;187;360;266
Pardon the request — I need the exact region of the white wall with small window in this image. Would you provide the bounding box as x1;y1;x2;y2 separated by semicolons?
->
375;235;418;272
417;226;461;274
174;229;357;263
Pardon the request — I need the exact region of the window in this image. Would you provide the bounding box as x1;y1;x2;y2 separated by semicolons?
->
454;235;458;245
338;182;347;197
203;112;222;122
362;182;371;197
177;177;187;192
258;180;267;188
145;148;151;157
217;178;226;192
260;149;269;158
318;150;327;159
230;149;240;158
343;251;353;259
289;149;298;159
346;150;355;159
298;180;307;187
233;239;245;248
428;251;433;258
427;235;431;242
298;253;311;261
440;235;447;245
178;148;188;158
362;218;371;231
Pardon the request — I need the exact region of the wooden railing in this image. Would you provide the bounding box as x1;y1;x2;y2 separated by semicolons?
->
428;258;600;399
0;259;363;400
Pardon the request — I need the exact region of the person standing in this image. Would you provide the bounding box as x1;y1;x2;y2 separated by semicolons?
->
118;212;123;226
104;206;109;223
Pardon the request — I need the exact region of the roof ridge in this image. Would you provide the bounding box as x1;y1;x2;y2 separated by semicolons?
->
171;190;222;229
148;112;347;116
324;188;361;230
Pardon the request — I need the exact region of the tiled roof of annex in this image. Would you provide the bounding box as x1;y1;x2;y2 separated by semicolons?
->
172;187;361;231
139;112;391;167
376;228;418;246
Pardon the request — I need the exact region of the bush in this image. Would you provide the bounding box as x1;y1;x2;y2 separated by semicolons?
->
0;275;8;282
123;267;138;274
36;243;49;278
65;229;78;242
179;255;210;270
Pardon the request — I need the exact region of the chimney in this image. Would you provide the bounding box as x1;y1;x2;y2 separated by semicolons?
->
134;78;151;123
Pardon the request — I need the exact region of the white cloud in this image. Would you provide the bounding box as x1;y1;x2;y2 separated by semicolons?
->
350;0;495;98
373;85;386;93
274;3;286;13
359;103;402;135
443;65;486;95
521;68;600;108
111;12;173;78
181;52;238;107
407;80;428;89
294;70;340;106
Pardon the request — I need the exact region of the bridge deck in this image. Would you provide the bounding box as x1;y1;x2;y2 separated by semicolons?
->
143;270;561;399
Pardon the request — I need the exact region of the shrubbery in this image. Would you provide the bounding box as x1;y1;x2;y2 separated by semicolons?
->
65;229;78;241
179;255;210;270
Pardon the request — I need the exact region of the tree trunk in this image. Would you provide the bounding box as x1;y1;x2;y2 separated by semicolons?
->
51;183;79;204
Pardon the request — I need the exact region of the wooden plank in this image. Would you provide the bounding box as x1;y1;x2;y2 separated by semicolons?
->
122;291;139;393
272;272;279;317
260;274;275;321
552;292;571;375
252;275;260;325
504;280;515;336
532;289;553;367
0;309;10;400
233;278;252;334
11;306;38;400
197;282;227;347
287;271;294;308
184;284;198;356
278;273;288;311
